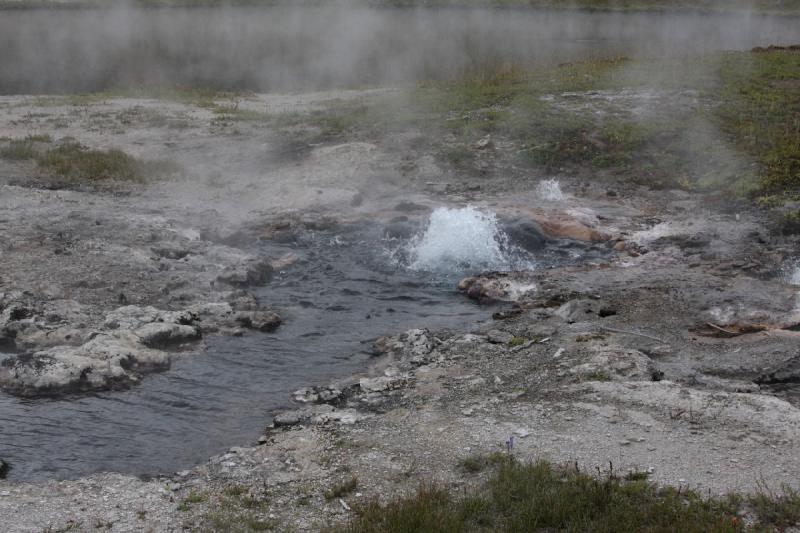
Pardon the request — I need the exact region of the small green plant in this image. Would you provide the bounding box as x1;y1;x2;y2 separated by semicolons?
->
583;370;612;382
507;336;526;347
333;459;753;533
178;489;207;511
458;452;509;474
223;484;248;498
325;476;359;501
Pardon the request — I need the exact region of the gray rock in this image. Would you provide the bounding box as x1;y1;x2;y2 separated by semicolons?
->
0;332;170;396
487;330;514;344
235;310;281;332
134;323;200;348
215;258;273;287
501;217;549;252
273;405;335;427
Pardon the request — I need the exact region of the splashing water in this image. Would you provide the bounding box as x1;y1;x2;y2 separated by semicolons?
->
790;265;800;286
403;206;535;273
536;179;564;201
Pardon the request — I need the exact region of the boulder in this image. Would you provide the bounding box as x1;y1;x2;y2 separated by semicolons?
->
134;323;200;348
235;310;281;332
215;258;273;287
501;217;549;252
0;332;170;396
529;212;610;242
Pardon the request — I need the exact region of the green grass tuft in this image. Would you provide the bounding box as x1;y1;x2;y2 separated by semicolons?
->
325;476;359;501
333;459;756;533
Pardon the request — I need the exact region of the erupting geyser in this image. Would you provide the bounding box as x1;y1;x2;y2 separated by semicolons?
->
403;206;535;273
536;179;564;201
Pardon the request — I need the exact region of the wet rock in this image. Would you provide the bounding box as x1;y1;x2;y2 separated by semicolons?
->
273;405;335;427
235;310;282;332
500;217;549;252
652;233;713;250
0;459;8;479
529;212;610;242
394;201;429;213
0;332;170;396
104;305;193;331
135;322;200;348
402;329;433;361
359;375;404;393
383;219;420;240
458;273;537;304
215;258;273;288
269;253;299;271
150;245;190;260
293;385;343;404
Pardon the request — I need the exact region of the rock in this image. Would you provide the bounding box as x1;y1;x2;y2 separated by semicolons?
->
394;201;429;213
135;322;200;348
215;258;273;287
235;310;281;332
0;459;9;479
383;219;420;240
473;135;492;149
571;349;655;381
273;405;335;427
501;217;549;252
0;332;170;396
269;253;299;271
293;385;342;404
554;299;601;322
150;245;190;260
529;212;610;242
487;330;514;344
104;305;193;331
458;273;537;304
402;329;433;361
757;356;800;385
359;375;403;392
313;408;362;425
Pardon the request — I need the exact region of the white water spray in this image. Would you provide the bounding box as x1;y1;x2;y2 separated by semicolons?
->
402;206;535;273
536;179;564;201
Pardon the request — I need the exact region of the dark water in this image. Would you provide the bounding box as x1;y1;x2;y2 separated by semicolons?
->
0;224;507;481
0;6;798;93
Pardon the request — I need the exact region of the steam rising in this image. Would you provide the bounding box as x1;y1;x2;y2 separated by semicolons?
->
404;206;534;273
0;6;797;93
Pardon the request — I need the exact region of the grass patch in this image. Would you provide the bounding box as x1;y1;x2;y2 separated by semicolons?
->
582;370;612;382
1;137;179;184
325;476;359;501
507;336;526;347
0;134;51;160
458;452;508;474
332;458;800;532
715;49;800;199
197;485;276;533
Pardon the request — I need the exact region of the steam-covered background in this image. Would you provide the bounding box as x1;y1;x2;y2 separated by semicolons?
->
1;5;799;93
